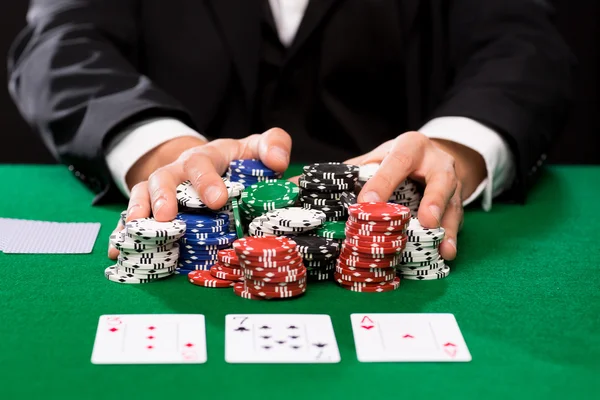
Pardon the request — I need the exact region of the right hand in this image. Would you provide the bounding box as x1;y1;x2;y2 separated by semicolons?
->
108;128;292;259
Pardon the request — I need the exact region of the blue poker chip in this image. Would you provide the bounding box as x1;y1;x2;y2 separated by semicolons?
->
229;159;278;176
184;225;228;234
176;264;214;271
182;231;228;240
176;212;229;227
179;243;231;251
179;252;219;261
180;232;237;246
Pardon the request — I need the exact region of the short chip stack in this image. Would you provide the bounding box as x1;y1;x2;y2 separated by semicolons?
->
107;218;185;284
232;236;307;300
248;207;325;237
293;236;340;281
298;163;358;221
357;163;422;217
227;159;282;188
239;180;300;224
336;202;411;292
187;249;244;288
397;218;449;280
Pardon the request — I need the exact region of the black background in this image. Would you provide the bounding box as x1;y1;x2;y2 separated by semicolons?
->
1;1;598;164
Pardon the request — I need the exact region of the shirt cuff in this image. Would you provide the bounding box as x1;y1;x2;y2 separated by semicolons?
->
105;118;208;197
419;117;516;211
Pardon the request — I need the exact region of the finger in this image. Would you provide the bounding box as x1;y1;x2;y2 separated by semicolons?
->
147;164;185;221
417;154;457;229
437;184;463;260
287;175;300;185
357;132;425;203
239;128;292;172
180;145;230;209
108;220;122;260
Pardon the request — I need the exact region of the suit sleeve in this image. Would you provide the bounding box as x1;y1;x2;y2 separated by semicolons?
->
431;0;576;201
7;0;194;203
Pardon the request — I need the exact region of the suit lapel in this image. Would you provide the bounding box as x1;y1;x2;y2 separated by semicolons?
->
207;0;260;108
285;0;340;61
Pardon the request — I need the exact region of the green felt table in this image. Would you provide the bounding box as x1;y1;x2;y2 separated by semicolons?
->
1;164;599;400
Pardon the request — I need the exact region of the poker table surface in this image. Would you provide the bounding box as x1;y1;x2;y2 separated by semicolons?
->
0;164;599;400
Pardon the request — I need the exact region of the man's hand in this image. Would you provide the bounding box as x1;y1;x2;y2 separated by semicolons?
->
108;128;292;259
345;131;487;261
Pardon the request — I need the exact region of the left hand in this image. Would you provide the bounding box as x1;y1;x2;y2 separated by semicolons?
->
344;131;487;261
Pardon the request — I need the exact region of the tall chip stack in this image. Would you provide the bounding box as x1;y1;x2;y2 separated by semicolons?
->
396;218;449;280
227;159;282;188
298;163;359;221
174;179;242;274
336;202;411;292
356;163;422;217
107;218;186;284
233;236;307;300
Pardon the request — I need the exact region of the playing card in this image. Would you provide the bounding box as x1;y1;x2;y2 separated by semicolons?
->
350;313;471;362
225;314;341;363
91;314;207;364
1;219;100;254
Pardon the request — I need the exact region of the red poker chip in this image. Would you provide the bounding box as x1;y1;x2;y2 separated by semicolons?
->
346;219;406;233
240;255;303;268
335;263;396;278
188;270;235;288
245;279;307;290
347;216;408;227
210;266;243;281
338;277;401;292
233;283;264;300
345;232;406;243
338;254;399;268
336;275;396;287
344;226;405;237
242;264;305;274
242;265;305;278
333;271;395;284
244;269;307;283
340;247;402;260
244;285;307;298
211;263;243;275
348;202;411;221
343;240;404;255
345;237;407;249
233;236;297;257
217;249;240;265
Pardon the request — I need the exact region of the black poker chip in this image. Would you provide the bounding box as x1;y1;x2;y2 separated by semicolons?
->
300;196;341;206
298;177;353;192
302;162;359;179
340;192;357;209
293;236;340;255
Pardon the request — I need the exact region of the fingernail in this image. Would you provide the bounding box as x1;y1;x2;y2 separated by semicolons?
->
362;191;381;202
447;238;457;252
269;146;289;164
205;185;223;204
154;198;167;213
429;205;441;225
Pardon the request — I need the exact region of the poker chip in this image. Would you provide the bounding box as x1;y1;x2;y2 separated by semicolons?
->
400;266;451;280
264;207;326;228
176;180;237;208
303;162;359;179
339;277;401;292
233;236;297;257
105;265;172;284
176;212;229;227
229;159;279;176
125;218;186;239
231;198;245;239
217;248;240;265
188;270;235;288
241;180;299;212
312;220;346;240
348;202;411;222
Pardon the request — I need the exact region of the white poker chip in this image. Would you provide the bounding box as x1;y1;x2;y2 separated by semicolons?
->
358;163;380;181
265;207;326;228
119;243;180;257
405;218;446;238
105;265;169;284
400;265;450;280
110;231;177;251
125;218;186;239
117;256;178;270
176;180;236;208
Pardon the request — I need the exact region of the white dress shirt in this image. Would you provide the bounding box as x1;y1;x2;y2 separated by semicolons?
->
106;0;515;210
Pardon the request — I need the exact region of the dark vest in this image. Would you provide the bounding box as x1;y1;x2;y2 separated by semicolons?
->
252;0;407;162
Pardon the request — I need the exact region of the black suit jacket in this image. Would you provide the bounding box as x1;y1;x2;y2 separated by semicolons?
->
8;0;575;204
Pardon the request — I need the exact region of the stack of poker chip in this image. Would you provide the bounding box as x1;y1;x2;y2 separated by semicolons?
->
397;218;449;280
227;159;282;188
298;162;358;221
107;218;185;284
357;163;422;217
186;249;244;288
175;212;237;273
239;180;300;223
248;207;325;237
232;236;307;300
336;202;411;292
293;236;340;281
310;220;347;242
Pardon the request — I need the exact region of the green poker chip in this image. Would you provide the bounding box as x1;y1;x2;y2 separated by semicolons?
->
231;198;245;239
240;180;299;212
313;220;346;240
